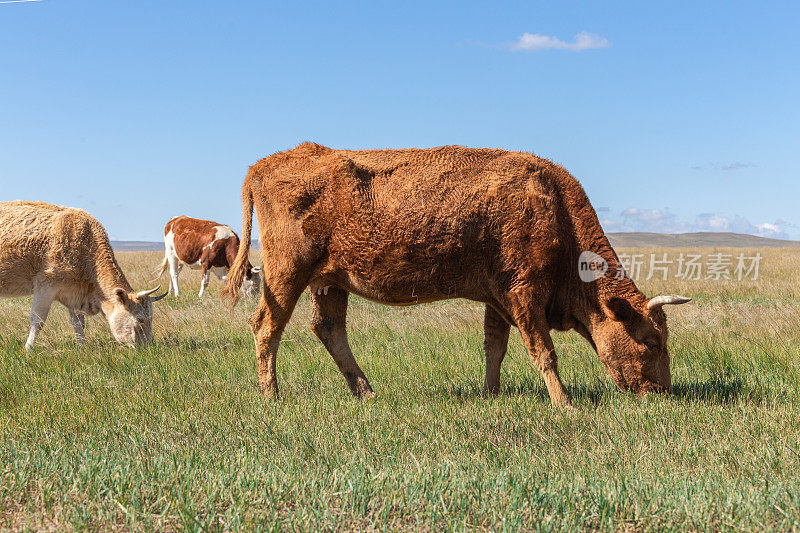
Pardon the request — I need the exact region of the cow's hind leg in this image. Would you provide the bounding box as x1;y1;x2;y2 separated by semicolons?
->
310;287;374;398
249;272;309;397
483;305;511;395
167;257;182;296
25;288;55;350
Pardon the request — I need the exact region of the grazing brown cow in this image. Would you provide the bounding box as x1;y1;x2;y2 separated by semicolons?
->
157;216;261;298
0;201;165;349
223;143;690;406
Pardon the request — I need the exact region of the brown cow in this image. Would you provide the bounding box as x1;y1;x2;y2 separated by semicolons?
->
157;216;261;298
223;143;690;406
0;201;165;349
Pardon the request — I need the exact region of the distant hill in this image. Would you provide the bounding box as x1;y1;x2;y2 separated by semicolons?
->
111;241;163;252
111;232;800;252
607;232;800;248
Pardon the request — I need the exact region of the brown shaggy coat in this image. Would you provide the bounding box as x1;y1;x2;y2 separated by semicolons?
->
224;143;689;405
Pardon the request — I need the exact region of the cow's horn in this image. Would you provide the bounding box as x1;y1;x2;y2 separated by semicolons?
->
646;295;692;310
137;286;167;301
150;291;168;302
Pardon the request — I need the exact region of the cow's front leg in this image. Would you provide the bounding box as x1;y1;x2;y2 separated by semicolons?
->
198;268;210;298
510;303;571;407
68;308;86;345
483;305;511;395
521;320;571;407
25;289;55;350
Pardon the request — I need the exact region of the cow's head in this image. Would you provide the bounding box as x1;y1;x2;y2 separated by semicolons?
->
587;294;690;394
106;287;166;346
242;265;262;297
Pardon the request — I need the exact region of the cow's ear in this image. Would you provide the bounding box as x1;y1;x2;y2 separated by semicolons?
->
114;288;128;303
605;297;634;323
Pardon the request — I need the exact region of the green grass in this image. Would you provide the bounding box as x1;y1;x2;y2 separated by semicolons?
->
1;250;800;531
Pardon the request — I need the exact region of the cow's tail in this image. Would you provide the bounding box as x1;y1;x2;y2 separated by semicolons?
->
222;179;254;307
154;254;169;279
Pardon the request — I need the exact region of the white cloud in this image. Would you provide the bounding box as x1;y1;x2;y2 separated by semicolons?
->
599;218;627;233
757;223;783;237
696;214;791;239
510;31;610;52
619;208;691;233
695;213;734;231
752;220;795;239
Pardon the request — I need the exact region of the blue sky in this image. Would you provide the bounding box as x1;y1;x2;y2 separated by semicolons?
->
2;1;798;240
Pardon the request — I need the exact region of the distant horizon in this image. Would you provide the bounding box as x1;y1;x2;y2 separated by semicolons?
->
107;230;800;243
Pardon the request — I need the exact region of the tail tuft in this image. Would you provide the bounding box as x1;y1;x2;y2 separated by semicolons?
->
153;255;169;280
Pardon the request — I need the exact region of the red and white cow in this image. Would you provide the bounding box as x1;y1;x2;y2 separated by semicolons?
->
158;216;261;298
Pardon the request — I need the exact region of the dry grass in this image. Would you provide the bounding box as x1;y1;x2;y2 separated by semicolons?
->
1;248;799;531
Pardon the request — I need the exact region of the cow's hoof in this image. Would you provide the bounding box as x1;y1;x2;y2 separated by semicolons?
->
352;377;375;399
358;389;376;400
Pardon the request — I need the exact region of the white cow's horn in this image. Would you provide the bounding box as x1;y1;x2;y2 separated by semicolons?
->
646;295;692;310
137;286;167;301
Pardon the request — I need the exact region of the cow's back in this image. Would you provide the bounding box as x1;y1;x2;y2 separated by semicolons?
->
252;144;556;226
0;201;107;297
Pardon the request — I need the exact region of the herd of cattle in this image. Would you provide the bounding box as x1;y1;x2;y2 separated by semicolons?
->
0;143;691;406
0;202;259;350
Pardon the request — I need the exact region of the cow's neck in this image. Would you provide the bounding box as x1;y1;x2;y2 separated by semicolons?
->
93;237;133;300
557;172;645;330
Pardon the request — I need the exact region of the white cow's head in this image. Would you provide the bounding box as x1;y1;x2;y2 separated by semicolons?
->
106;287;166;346
242;265;262;297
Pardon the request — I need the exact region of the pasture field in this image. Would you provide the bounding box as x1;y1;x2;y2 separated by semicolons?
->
1;249;800;531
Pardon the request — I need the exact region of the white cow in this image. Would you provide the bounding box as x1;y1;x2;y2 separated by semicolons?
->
0;201;165;349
